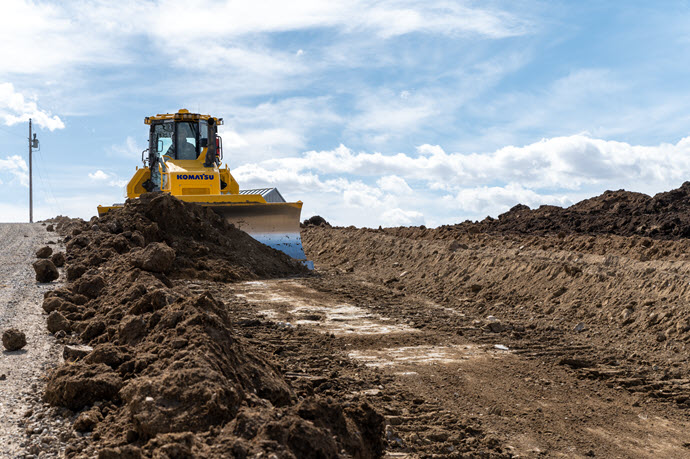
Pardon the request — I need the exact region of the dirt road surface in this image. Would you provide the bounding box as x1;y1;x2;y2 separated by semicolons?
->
0;223;64;458
293;225;690;457
222;275;690;457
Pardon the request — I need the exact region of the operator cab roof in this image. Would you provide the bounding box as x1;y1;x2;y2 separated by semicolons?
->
145;108;223;125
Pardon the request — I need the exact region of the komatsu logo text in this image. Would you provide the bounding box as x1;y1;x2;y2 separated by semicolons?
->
176;174;214;180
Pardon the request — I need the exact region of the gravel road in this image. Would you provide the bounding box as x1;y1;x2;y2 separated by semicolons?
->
0;223;64;458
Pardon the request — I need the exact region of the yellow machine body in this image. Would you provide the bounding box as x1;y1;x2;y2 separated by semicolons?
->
98;109;312;267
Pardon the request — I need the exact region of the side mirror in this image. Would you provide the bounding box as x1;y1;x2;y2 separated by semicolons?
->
157;139;163;152
200;138;208;148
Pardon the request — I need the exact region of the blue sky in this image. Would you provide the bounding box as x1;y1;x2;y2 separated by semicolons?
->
2;1;690;227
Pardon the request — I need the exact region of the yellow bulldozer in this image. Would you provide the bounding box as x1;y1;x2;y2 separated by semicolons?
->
98;109;312;268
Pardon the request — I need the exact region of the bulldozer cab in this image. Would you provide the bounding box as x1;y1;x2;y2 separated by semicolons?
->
150;120;208;161
146;111;220;191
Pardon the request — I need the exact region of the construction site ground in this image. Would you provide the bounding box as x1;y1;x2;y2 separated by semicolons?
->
6;186;690;457
226;228;690;458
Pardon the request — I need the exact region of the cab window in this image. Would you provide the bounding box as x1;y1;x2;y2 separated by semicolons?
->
199;120;208;150
176;122;198;160
152;122;173;158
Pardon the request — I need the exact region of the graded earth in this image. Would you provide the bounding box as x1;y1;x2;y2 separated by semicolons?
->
5;185;690;457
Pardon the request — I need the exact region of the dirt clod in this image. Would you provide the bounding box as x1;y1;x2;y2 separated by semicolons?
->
50;251;65;267
2;328;27;351
44;363;123;411
131;242;175;273
73;407;102;432
63;344;93;362
46;311;70;334
32;259;59;283
36;246;53;259
303;215;330;227
453;181;690;240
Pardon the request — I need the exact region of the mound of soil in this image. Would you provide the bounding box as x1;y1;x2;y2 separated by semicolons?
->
62;192;307;281
452;182;690;240
303;215;331;227
43;194;383;457
47;215;87;237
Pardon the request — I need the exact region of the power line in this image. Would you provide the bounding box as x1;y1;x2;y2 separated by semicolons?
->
34;146;64;216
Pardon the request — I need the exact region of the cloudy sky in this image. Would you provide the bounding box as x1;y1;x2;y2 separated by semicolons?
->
1;1;690;227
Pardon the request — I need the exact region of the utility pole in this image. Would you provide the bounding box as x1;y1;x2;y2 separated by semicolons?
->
29;118;32;223
28;119;39;223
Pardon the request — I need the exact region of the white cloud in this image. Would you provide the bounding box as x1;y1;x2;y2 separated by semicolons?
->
0;1;536;151
343;182;383;208
109;178;129;189
172;45;306;78
377;175;413;194
234;163;350;194
445;183;571;217
0;155;29;187
0;1;127;77
218;96;341;159
267;135;690;194
222;130;250;149
382;208;425;226
88;170;109;181
140;1;529;40
355;1;530;39
88;169;127;189
110;136;144;159
347;90;438;139
0;1;529;80
222;128;304;157
0;83;64;131
228;134;690;227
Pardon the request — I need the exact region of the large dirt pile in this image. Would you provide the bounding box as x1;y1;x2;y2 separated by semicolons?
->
49;215;87;236
43;194;383;458
60;192;308;281
448;182;690;240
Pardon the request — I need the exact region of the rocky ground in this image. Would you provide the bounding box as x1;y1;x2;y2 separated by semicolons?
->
6;184;690;457
0;223;72;458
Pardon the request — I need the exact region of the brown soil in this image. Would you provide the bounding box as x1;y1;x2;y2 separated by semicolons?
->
38;183;690;458
299;195;690;456
444;181;690;239
43;194;383;458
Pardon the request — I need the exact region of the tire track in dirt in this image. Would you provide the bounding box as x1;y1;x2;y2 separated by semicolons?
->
224;270;690;457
